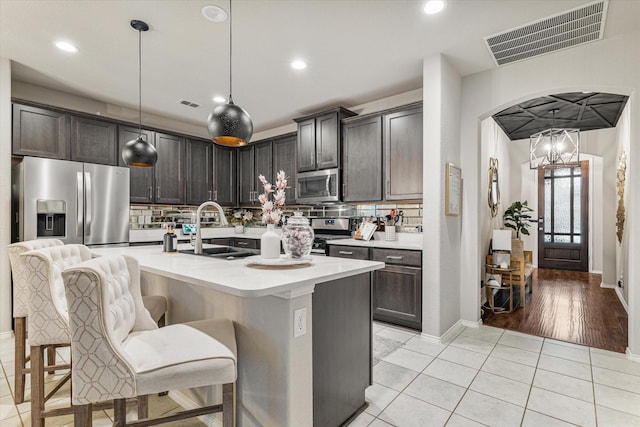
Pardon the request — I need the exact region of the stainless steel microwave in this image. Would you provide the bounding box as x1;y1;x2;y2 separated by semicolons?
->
295;168;340;204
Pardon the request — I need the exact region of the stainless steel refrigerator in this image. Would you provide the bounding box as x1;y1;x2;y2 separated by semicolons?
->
13;157;130;246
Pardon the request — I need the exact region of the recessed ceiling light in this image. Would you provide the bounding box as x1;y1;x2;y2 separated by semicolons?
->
201;5;228;23
213;96;226;103
55;41;78;53
423;0;446;15
291;59;307;70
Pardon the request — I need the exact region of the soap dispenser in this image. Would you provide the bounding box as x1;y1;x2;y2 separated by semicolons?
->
163;222;177;252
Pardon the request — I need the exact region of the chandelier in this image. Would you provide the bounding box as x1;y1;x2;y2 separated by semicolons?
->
529;109;579;169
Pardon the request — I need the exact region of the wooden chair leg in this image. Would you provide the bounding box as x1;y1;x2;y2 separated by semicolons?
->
222;383;235;427
114;398;127;427
74;403;92;427
14;317;27;404
46;346;57;374
30;345;45;427
137;394;149;420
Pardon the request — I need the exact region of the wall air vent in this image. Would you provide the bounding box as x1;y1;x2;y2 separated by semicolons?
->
179;99;201;108
484;0;608;66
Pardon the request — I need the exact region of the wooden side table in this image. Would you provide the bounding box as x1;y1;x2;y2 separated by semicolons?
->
484;265;518;314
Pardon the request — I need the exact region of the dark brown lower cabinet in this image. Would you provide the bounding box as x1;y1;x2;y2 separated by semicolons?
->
313;273;371;427
372;264;422;330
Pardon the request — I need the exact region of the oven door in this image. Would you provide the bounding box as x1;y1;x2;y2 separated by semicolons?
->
296;168;340;204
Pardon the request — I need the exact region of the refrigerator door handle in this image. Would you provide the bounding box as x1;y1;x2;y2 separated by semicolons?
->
85;172;92;236
76;172;83;237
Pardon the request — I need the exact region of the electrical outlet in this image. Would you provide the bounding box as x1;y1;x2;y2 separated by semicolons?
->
294;307;307;338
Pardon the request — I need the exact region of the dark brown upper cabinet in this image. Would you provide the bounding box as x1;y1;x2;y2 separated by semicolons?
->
238;141;272;206
212;144;236;206
271;133;297;204
294;107;356;172
70;115;117;165
118;125;155;204
154;132;185;204
185;139;214;205
342;115;383;202
12;103;69;159
384;104;423;201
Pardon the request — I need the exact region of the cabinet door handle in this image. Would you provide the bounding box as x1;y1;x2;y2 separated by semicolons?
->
157;186;160;199
339;250;354;255
237;241;248;246
208;190;212;200
386;255;404;260
149;186;153;199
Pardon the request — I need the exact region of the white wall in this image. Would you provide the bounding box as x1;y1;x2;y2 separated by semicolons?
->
0;58;12;336
459;29;640;355
615;104;631;304
422;54;463;337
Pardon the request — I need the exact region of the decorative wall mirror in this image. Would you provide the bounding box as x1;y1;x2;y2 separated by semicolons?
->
616;151;626;244
488;157;500;217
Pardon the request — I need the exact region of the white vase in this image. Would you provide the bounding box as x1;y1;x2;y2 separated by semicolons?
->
260;224;280;259
234;225;244;234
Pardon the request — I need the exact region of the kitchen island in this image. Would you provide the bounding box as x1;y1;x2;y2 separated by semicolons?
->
91;244;384;427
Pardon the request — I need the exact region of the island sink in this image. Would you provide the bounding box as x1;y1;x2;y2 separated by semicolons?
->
179;246;256;259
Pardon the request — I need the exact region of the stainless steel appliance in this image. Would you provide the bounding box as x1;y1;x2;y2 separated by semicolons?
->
310;217;354;255
14;157;130;246
295;168;340;204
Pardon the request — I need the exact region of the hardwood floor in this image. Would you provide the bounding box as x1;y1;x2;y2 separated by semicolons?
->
482;268;628;353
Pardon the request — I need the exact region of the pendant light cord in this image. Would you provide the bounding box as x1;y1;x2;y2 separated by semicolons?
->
138;27;142;137
228;0;233;103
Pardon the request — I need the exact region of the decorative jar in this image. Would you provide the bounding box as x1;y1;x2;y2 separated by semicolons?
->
281;212;314;259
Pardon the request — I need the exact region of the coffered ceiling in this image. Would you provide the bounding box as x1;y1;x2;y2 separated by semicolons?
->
1;0;638;136
492;92;629;141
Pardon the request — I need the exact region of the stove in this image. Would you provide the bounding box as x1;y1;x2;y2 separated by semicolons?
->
310;218;354;255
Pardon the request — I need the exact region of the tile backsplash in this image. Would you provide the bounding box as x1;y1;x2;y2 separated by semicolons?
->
130;202;423;232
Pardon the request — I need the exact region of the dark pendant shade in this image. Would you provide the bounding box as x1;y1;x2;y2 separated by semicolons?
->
122;136;158;167
207;99;253;147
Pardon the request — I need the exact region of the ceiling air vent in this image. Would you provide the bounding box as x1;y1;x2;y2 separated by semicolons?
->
179;99;201;108
484;0;608;66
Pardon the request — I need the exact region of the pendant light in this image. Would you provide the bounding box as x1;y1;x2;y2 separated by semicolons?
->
207;0;253;146
529;108;579;169
122;20;158;167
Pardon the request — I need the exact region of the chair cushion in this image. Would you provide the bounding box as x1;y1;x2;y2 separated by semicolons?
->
524;263;535;279
141;295;167;323
125;319;237;396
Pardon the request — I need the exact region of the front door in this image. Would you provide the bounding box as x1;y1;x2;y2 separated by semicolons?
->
537;161;589;271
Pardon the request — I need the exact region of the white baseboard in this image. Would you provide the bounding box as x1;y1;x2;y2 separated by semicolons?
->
592;270;603;275
600;282;615;289
626;348;640;362
615;287;629;313
461;319;482;328
420;320;464;344
168;390;222;427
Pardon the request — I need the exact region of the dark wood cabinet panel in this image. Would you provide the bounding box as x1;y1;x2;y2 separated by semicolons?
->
118;125;155;204
296;118;316;172
313;273;371;427
272;134;297;204
12;104;69;159
232;238;259;249
371;248;422;268
70;115;117;165
212;145;236;206
154;132;185;204
294;107;356;173
327;245;369;260
373;265;422;330
185;139;213;205
384;106;423;200
342;116;383;202
237;145;255;205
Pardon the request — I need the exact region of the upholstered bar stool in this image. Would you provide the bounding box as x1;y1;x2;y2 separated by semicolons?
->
7;239;64;404
63;255;237;427
21;244;92;427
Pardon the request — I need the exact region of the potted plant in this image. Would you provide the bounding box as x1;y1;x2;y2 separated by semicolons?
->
230;209;253;233
503;201;536;239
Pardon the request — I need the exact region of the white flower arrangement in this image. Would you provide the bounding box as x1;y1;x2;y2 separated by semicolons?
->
258;170;287;225
231;209;253;226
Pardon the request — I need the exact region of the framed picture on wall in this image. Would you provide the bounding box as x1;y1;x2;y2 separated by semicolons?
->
445;162;462;216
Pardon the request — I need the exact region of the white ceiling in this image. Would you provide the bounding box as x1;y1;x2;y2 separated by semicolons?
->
1;0;637;135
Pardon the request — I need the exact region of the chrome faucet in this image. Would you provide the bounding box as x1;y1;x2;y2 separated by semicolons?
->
194;201;228;254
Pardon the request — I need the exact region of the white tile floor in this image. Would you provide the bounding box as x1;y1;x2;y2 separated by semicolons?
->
1;323;640;426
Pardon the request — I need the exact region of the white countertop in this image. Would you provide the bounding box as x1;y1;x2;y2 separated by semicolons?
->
92;244;384;299
327;232;423;251
130;227;270;243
